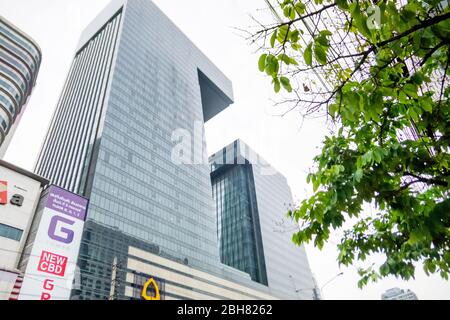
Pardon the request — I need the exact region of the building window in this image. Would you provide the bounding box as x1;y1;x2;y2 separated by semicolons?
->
0;223;23;241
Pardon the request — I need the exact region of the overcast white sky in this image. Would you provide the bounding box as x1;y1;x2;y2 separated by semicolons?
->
1;0;449;299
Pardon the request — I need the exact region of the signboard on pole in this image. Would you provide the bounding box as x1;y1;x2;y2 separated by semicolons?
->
18;186;88;300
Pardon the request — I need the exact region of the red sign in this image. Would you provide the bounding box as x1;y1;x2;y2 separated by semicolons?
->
0;181;7;205
40;279;55;300
37;251;68;277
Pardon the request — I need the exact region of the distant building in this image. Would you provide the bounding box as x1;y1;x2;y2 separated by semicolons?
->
210;139;316;299
382;288;418;300
0;16;41;158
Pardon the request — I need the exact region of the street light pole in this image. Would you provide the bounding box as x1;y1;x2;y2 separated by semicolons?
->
312;287;320;300
321;272;344;291
288;274;301;299
294;272;344;300
319;272;344;299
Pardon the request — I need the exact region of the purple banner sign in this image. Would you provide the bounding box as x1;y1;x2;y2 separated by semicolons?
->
45;185;88;221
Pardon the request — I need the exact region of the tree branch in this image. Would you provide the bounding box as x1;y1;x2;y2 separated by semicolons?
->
420;41;447;66
376;11;450;48
255;3;337;35
404;172;448;187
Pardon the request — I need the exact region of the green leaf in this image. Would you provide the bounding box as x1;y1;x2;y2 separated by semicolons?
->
336;0;349;10
289;7;296;20
277;25;290;44
291;43;301;51
314;44;328;65
280;76;293;93
304;43;313;66
407;106;419;122
354;169;363;183
273;77;281;93
399;91;408;104
312;175;321;192
373;148;383;163
278;53;298;66
380;263;390;276
320;30;333;37
420;97;433;113
316;31;331;48
316;35;330;47
294;2;306;14
265;54;279;77
408;230;424;245
410;72;424;85
290;29;300;43
270;31;277;48
361;151;373;166
283;6;296;20
329;103;338;117
258;54;267;72
403;83;419;99
351;3;373;40
425;260;437;274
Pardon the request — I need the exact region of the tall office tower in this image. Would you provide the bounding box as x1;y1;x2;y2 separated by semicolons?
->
0;16;41;158
382;288;419;300
210;140;317;300
33;0;275;300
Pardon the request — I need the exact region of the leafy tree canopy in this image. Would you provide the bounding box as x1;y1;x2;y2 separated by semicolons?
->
252;0;450;287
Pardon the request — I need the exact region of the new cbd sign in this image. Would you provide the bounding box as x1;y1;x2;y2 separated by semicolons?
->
19;186;88;300
38;251;68;277
0;180;25;206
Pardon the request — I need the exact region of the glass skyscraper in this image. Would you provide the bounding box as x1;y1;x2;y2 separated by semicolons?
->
210;140;317;300
33;0;275;300
0;16;41;158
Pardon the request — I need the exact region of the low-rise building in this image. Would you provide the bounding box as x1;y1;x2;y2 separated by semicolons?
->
0;160;48;299
382;287;419;300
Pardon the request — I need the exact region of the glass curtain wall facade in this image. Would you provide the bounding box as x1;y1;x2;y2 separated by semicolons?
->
210;140;317;300
33;0;252;300
211;153;267;285
0;16;41;158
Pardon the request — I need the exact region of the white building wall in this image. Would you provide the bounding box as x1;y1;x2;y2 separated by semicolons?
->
126;247;277;300
238;141;316;300
0;164;43;270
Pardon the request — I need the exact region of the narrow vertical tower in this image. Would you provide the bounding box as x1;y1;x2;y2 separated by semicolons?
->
210;140;317;299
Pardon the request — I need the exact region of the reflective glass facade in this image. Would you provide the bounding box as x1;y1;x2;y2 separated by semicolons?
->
210;140;317;300
211;149;268;285
34;0;269;300
0;16;41;157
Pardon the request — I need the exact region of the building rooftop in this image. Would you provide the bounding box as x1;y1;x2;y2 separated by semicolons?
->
0;160;48;187
76;0;234;122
